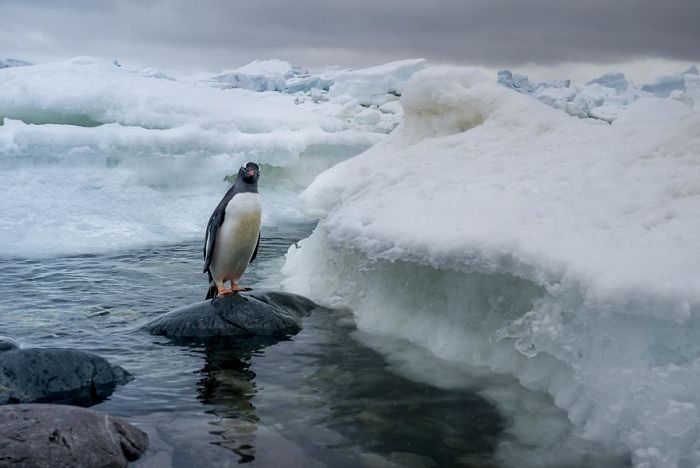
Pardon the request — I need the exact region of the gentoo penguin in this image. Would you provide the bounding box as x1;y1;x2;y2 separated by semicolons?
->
203;162;261;299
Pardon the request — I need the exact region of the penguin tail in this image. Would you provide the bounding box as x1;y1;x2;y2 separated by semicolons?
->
206;284;218;300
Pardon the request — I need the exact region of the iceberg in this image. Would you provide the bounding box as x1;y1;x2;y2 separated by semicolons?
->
585;72;629;93
329;58;429;106
208;59;297;92
283;66;700;466
284;75;334;94
499;66;698;123
497;69;570;95
641;65;699;98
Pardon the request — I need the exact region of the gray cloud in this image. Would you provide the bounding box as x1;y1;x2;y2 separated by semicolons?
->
1;0;698;71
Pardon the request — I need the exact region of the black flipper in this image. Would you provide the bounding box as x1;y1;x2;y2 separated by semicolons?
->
203;209;224;274
203;184;239;299
203;184;238;274
250;233;260;263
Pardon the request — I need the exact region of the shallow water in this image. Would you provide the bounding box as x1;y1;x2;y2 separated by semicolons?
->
0;223;504;467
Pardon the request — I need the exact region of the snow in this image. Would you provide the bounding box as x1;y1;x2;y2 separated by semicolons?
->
282;66;700;466
235;59;296;77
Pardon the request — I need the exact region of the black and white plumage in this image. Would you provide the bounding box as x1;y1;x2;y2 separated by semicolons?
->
204;162;261;299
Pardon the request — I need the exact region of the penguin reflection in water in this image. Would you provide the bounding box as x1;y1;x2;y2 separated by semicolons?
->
203;162;261;299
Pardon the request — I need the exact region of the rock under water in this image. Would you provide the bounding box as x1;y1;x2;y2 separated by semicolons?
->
0;336;18;353
143;290;320;343
0;348;131;406
0;403;148;468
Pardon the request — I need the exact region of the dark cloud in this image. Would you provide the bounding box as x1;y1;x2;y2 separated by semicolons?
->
1;0;698;71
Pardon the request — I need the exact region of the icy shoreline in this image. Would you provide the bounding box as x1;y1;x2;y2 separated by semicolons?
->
283;67;700;466
3;54;700;464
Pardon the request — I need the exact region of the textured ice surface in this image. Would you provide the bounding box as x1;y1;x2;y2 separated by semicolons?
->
283;66;700;466
641;65;699;98
208;59;296;92
499;65;698;123
586;72;629;93
498;70;570;95
329;59;428;106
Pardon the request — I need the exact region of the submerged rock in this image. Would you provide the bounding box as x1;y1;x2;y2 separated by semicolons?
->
0;336;18;352
143;290;319;342
0;348;131;406
0;403;148;467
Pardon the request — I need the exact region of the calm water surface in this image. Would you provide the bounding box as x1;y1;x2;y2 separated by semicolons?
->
0;224;503;467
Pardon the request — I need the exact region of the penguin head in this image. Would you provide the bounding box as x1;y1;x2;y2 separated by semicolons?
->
238;162;260;184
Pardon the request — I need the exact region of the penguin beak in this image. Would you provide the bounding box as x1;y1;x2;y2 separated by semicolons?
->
247;170;256;177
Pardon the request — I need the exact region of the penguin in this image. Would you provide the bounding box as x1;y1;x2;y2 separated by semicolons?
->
203;162;261;299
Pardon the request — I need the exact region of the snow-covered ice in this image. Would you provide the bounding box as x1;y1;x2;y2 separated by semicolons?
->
283;66;700;466
329;58;429;106
499;65;698;123
207;59;297;92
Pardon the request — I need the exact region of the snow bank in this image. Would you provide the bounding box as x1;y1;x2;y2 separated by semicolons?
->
283;66;700;466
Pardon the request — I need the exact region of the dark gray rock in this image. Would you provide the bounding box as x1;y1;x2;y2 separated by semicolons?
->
0;403;148;468
0;336;18;353
143;290;319;342
0;348;131;406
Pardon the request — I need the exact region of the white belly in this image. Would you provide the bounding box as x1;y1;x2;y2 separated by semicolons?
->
210;192;261;284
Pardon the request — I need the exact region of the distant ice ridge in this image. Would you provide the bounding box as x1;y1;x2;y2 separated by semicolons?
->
208;59;298;92
498;65;698;123
283;67;700;466
0;58;32;69
205;58;428;101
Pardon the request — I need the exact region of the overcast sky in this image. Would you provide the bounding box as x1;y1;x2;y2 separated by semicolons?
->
2;0;699;80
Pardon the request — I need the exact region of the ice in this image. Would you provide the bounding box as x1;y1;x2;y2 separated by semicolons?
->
329;58;428;106
0;57;383;255
641;65;699;98
497;70;570;95
499;66;698;123
284;75;334;94
0;58;32;69
132;67;176;81
208;59;297;92
586;72;629;93
206;57;426;113
283;66;700;466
